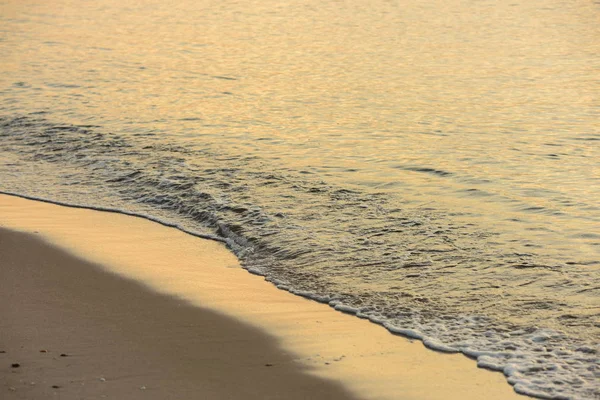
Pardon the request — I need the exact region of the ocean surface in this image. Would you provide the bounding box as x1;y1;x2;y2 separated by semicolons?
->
1;0;598;398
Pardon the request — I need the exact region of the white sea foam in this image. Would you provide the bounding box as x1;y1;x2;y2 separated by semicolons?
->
333;304;359;314
422;337;459;353
383;324;424;340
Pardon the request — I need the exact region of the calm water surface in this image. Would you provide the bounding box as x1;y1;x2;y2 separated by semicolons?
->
1;0;598;398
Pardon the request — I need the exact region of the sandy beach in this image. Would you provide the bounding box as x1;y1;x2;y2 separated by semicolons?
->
0;194;527;400
1;227;360;399
2;0;599;398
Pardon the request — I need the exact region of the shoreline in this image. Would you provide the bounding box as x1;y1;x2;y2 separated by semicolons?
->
0;194;527;399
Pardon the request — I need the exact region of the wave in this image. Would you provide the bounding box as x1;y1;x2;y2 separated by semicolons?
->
1;115;598;399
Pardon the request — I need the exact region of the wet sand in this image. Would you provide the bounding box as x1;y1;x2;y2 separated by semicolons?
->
0;194;527;399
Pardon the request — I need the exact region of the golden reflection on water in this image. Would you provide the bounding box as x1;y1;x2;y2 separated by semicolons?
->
1;0;599;255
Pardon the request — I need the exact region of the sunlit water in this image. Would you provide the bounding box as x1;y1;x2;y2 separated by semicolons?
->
1;0;598;398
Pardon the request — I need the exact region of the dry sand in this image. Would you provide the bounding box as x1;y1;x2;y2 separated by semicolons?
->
0;194;528;399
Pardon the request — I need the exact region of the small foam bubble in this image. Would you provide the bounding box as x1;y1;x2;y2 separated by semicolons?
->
422;337;459;353
477;355;505;371
333;304;359;314
383;324;424;340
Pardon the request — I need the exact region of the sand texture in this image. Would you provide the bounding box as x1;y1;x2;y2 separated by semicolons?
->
1;227;359;399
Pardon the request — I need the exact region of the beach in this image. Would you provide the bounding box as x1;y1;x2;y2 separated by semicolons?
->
0;194;526;399
2;0;599;397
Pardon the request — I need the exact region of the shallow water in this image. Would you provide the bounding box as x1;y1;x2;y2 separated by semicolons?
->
1;0;599;398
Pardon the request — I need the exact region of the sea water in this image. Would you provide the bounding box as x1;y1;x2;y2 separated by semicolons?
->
0;0;598;398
